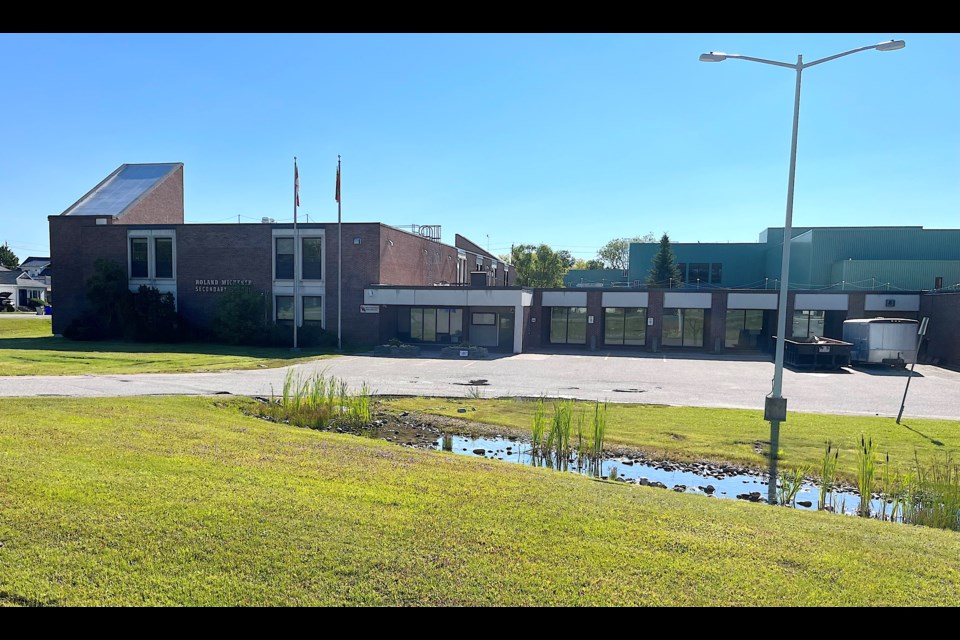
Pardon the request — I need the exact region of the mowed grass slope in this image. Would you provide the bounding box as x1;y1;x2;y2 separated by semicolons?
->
382;397;960;482
1;396;959;606
0;317;336;375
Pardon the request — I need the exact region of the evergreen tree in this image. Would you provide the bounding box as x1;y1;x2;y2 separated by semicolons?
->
0;242;19;268
645;233;683;288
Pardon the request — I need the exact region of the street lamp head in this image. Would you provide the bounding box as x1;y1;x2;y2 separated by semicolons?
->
876;39;906;51
699;52;728;62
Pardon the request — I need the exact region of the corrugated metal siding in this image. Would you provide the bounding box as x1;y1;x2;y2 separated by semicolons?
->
833;260;960;291
630;227;959;290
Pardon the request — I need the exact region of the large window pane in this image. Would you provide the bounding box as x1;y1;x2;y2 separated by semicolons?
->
623;308;646;345
436;308;450;334
663;308;683;346
130;238;148;278
276;296;294;325
682;309;704;347
423;308;437;342
566;307;587;345
792;310;825;339
550;307;568;344
688;263;710;285
677;263;687;283
410;308;424;341
449;309;463;340
276;238;294;280
303;296;323;326
155;237;173;278
808;310;825;337
302;238;323;279
710;263;722;284
604;307;625;345
725;310;746;348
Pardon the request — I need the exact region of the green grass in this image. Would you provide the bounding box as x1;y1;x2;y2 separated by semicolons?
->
0;317;339;375
1;395;959;606
380;397;960;484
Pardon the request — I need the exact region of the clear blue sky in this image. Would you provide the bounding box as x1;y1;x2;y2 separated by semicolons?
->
1;33;957;263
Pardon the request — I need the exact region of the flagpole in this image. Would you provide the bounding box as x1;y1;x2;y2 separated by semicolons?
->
292;157;300;352
337;155;342;352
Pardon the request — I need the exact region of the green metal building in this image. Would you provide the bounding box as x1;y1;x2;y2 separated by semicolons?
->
626;226;960;292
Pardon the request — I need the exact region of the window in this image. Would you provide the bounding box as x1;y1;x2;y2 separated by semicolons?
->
130;238;149;278
402;307;463;343
663;308;704;347
472;312;496;325
302;238;323;279
303;296;323;327
603;307;646;346
129;232;175;280
275;238;294;280
550;307;587;345
275;296;294;325
155;238;173;278
725;309;764;349
677;263;687;283
792;310;825;339
710;263;722;284
687;263;710;285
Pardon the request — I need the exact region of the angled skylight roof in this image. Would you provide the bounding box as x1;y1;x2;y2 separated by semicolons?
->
61;163;182;216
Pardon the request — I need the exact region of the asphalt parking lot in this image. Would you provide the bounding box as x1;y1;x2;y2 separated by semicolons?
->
1;350;958;420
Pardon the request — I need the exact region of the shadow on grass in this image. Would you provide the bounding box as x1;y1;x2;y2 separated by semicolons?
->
898;422;945;447
0;335;344;360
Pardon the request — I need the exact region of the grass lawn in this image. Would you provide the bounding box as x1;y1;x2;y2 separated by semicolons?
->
0;317;339;375
379;397;960;484
1;395;959;606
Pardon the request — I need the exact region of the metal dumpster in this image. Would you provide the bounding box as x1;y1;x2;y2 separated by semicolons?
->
771;336;853;371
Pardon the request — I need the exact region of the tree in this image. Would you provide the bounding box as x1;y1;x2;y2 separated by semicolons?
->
0;242;18;268
572;258;605;270
556;250;576;270
509;244;566;288
597;233;656;270
646;233;683;288
211;284;268;345
85;258;133;337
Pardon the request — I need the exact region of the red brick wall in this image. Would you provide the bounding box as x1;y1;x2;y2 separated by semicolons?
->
174;224;273;331
48;216;127;334
380;226;458;285
325;223;382;345
117;164;184;224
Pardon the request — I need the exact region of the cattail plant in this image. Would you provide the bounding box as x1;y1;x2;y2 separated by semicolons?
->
530;396;546;460
818;441;840;511
856;434;876;517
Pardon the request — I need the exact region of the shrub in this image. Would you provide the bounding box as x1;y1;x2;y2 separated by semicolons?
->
210;285;268;345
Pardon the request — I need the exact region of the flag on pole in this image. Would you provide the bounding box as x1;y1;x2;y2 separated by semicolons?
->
295;160;300;208
335;164;340;203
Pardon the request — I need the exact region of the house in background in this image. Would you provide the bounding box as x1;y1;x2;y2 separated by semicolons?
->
0;265;49;310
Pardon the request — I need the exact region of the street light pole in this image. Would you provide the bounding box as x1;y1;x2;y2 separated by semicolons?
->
700;39;905;504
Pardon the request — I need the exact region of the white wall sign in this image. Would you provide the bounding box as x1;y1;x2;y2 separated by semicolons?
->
359;304;380;314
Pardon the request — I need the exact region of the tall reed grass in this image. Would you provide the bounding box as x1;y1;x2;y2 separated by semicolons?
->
778;466;808;507
856;434;876;517
259;369;372;430
818;442;839;511
902;451;960;531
